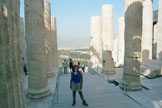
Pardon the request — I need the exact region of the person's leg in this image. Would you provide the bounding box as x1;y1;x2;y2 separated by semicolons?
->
72;91;76;106
79;91;88;106
78;91;84;101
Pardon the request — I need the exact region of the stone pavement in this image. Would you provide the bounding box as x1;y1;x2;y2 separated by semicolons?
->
25;72;58;108
92;67;162;108
51;72;142;108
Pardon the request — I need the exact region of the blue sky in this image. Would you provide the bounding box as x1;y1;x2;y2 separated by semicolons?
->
20;0;159;49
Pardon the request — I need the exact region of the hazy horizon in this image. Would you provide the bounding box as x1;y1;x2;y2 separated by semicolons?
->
20;0;159;49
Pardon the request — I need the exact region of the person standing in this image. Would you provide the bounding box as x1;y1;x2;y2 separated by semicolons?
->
70;65;88;106
69;58;74;72
23;57;28;75
81;63;85;72
62;60;68;74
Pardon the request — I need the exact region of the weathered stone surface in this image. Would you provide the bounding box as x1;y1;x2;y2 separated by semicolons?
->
112;37;118;63
19;18;27;62
25;0;50;98
102;4;114;51
90;16;102;68
141;60;162;79
153;24;158;60
157;0;162;61
44;2;55;78
141;0;153;62
101;51;115;74
51;16;58;76
116;17;125;68
0;0;26;108
120;0;143;91
101;4;115;74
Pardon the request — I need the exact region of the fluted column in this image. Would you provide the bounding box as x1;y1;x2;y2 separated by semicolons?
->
51;16;58;74
25;0;50;98
141;0;153;62
116;17;125;68
120;0;142;91
19;18;27;62
90;16;102;68
101;4;115;74
157;0;162;61
0;0;26;108
44;2;54;78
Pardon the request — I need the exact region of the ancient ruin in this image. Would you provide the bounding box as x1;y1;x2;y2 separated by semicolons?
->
141;0;153;62
90;16;102;68
0;0;26;107
101;4;115;74
116;17;125;68
120;0;143;91
24;0;50;98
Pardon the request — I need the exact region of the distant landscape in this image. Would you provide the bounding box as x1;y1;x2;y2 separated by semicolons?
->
58;49;90;66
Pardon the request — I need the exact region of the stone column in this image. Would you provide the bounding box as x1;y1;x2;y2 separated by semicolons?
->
157;0;162;61
101;4;115;74
44;2;55;78
116;17;125;68
19;18;27;62
90;16;102;68
141;0;153;62
120;0;143;91
25;0;50;98
0;0;26;108
51;16;59;74
153;24;158;59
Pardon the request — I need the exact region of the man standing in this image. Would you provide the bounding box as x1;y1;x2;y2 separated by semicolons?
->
62;60;68;74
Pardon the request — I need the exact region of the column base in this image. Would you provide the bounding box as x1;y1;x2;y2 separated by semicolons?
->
101;68;115;75
120;81;142;91
27;87;51;99
47;71;55;78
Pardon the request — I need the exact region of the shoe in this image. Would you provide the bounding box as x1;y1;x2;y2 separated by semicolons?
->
72;101;76;106
82;100;88;106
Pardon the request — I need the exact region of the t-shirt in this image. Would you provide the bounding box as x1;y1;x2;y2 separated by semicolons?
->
82;64;85;68
63;62;67;68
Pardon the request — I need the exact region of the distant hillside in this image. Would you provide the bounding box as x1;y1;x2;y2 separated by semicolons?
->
58;49;90;66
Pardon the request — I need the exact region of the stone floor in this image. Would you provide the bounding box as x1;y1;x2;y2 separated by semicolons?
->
25;72;58;108
51;72;142;108
25;68;162;108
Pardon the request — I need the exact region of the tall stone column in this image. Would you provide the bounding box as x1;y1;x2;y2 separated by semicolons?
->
141;0;153;62
51;16;59;73
157;0;162;61
120;0;143;91
101;4;115;74
0;0;26;108
116;17;125;67
90;16;102;68
25;0;50;98
19;18;27;62
153;24;158;59
44;2;55;78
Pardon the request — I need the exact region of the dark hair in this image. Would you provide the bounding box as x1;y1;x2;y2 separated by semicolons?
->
73;65;79;72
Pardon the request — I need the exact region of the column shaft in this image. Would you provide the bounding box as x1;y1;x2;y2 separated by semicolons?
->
0;0;26;108
90;16;102;68
24;0;50;98
141;0;153;62
157;0;162;61
120;0;143;91
101;4;115;74
116;17;125;67
51;16;58;74
44;2;54;78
